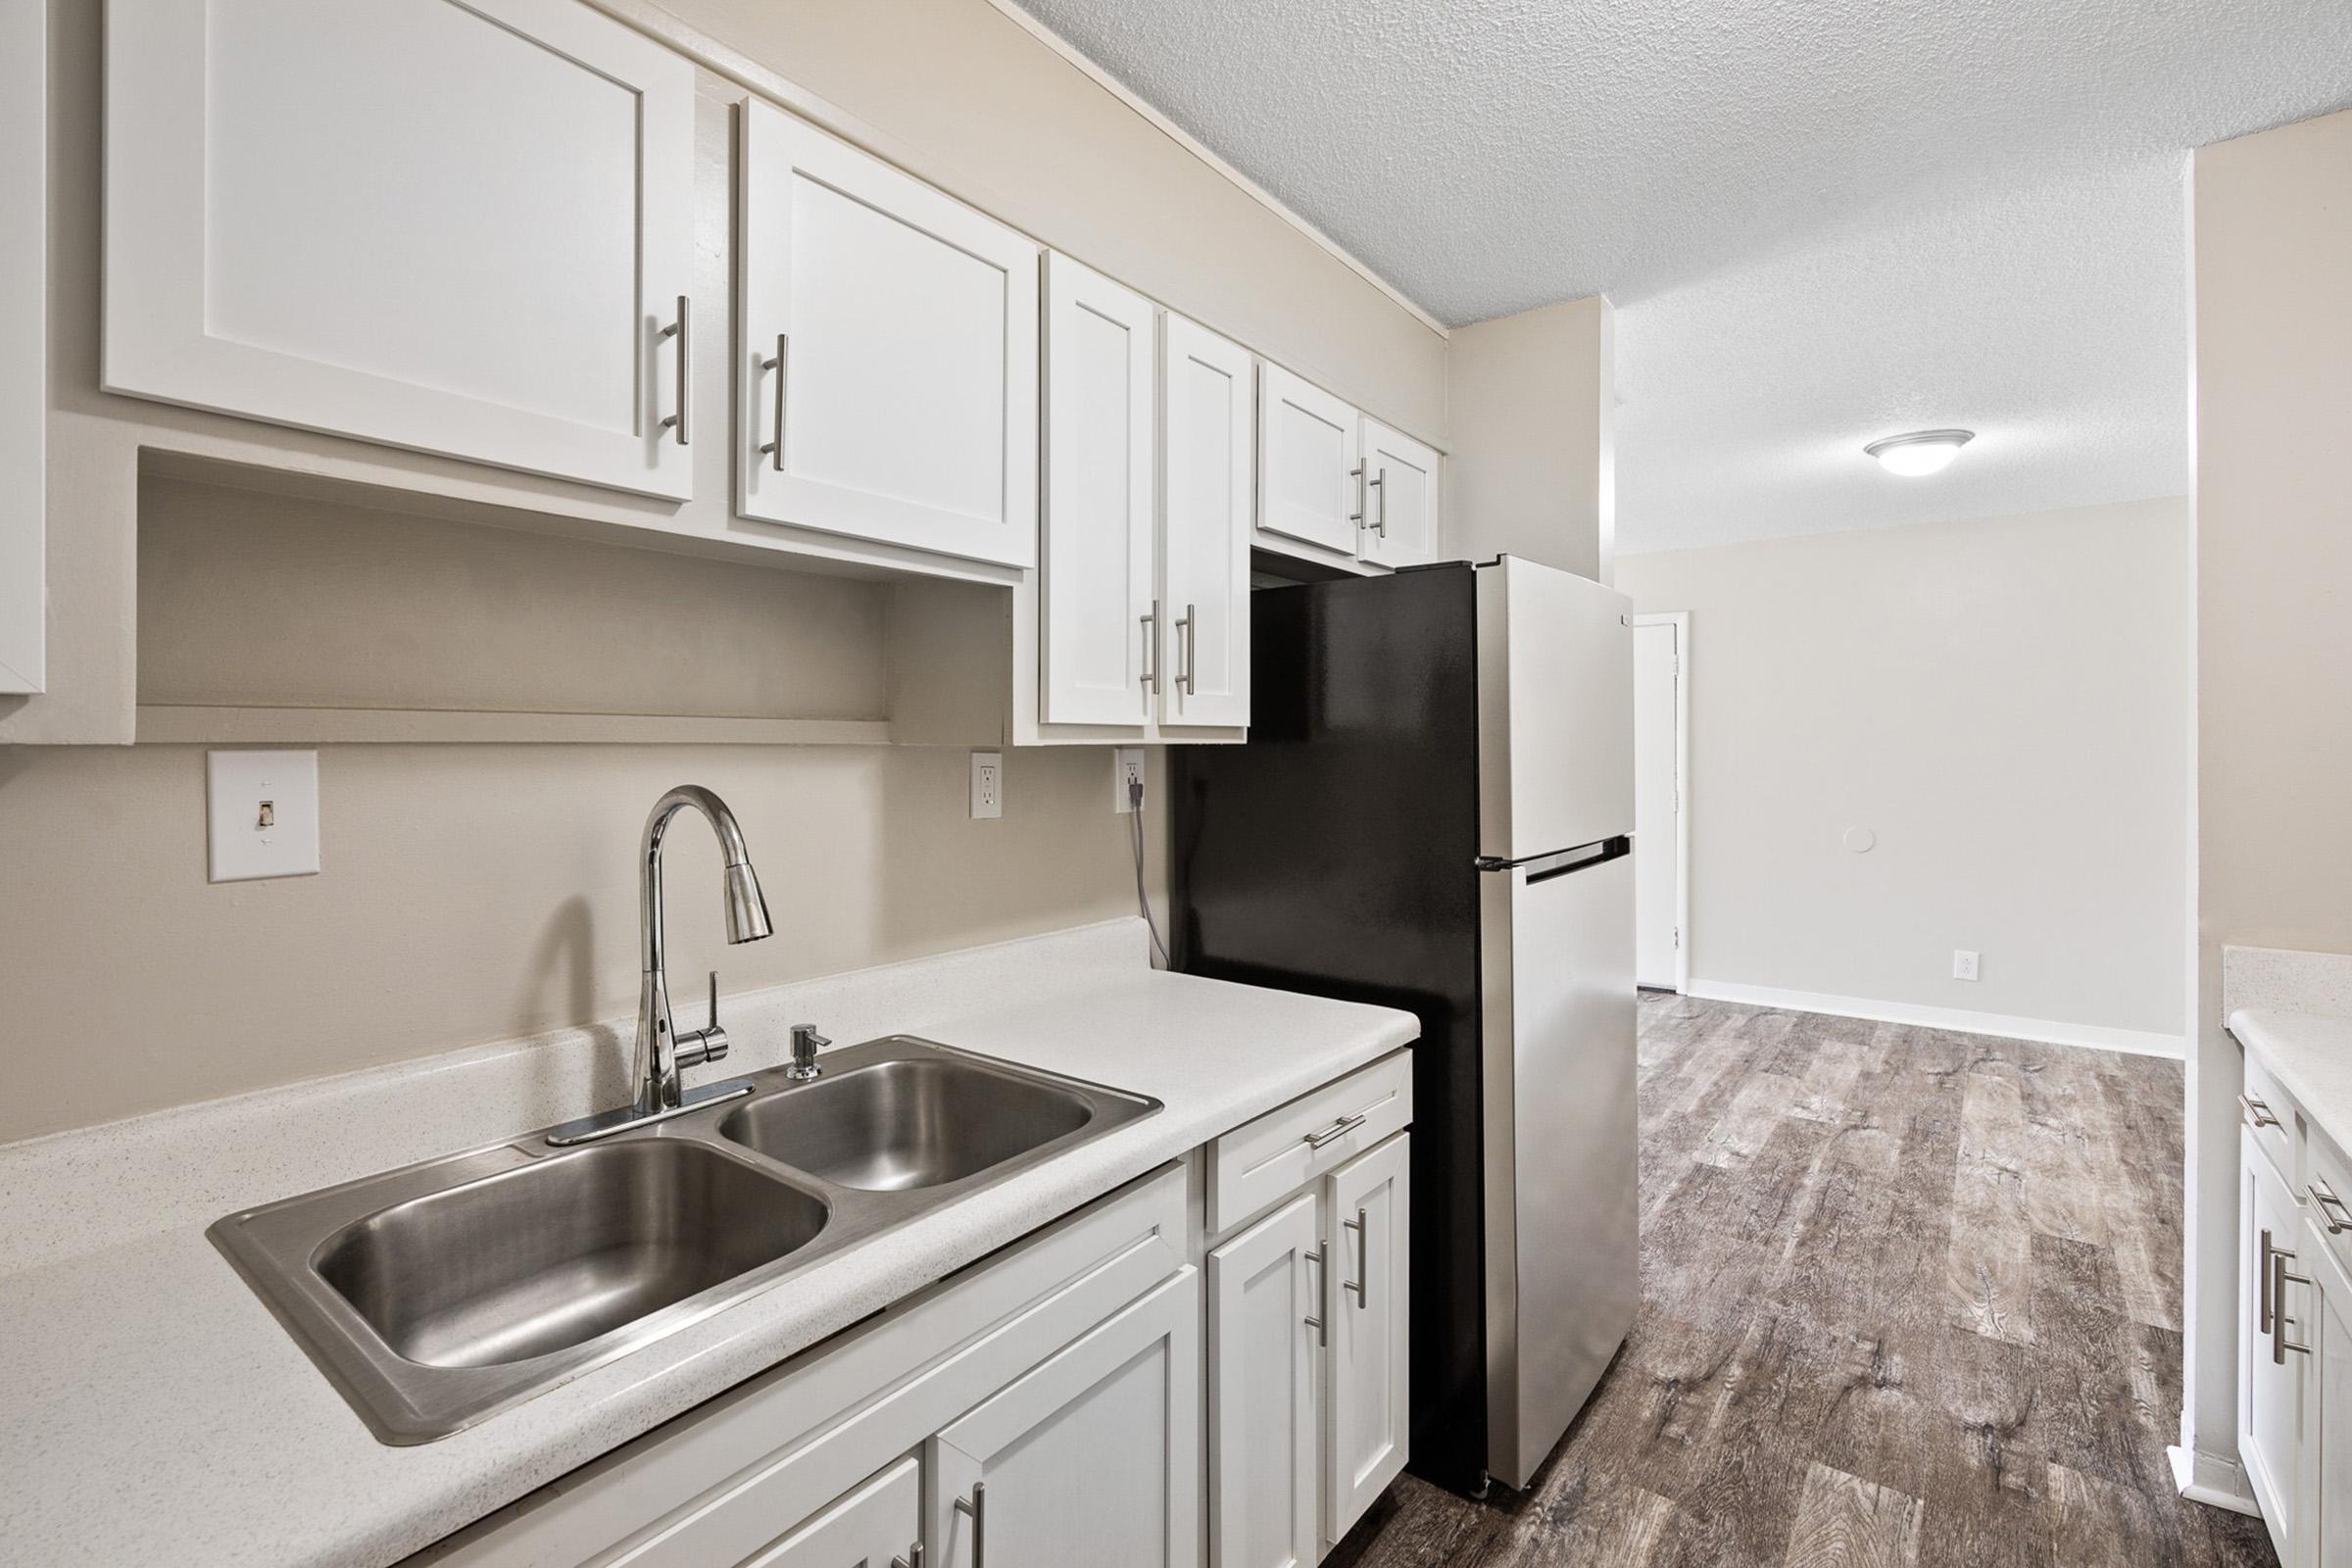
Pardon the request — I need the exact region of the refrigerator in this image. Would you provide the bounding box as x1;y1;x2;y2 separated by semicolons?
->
1170;555;1639;1496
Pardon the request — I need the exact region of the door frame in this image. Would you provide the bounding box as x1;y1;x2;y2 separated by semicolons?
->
1633;612;1690;994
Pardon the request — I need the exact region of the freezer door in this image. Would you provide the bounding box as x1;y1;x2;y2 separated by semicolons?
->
1479;843;1639;1491
1475;557;1635;862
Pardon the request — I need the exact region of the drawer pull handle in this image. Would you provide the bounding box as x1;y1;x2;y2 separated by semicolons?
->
2313;1181;2352;1235
1343;1205;1369;1307
1304;1113;1366;1151
2240;1093;2283;1130
2274;1248;2314;1362
955;1483;985;1568
1304;1241;1329;1346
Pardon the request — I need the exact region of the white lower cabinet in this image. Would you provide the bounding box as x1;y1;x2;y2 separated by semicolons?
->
1207;1194;1321;1568
931;1270;1201;1568
2306;1223;2352;1568
747;1455;921;1568
1204;1118;1412;1567
1322;1135;1411;1543
2240;1128;2308;1558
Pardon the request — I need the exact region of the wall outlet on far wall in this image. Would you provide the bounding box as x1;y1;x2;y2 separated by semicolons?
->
969;751;1003;820
1952;949;1981;982
1112;747;1146;814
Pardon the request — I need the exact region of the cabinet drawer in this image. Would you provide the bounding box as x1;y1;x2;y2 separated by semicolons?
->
1209;1053;1411;1236
2240;1048;2298;1185
2309;1123;2352;1281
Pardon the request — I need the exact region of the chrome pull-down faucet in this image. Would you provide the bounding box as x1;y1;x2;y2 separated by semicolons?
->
548;785;771;1146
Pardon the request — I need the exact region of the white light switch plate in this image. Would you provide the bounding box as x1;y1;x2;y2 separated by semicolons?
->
208;751;320;882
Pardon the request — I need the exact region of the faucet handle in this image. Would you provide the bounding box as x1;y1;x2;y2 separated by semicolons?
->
675;970;730;1070
788;1023;829;1081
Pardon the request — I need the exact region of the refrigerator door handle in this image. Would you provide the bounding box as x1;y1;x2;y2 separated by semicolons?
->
1476;836;1631;878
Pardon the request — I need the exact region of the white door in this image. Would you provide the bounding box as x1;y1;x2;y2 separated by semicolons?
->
931;1271;1201;1568
738;98;1039;567
1160;315;1254;729
2308;1226;2352;1568
1041;254;1156;726
742;1455;922;1568
1207;1193;1319;1568
1257;366;1361;556
1357;420;1441;569
1633;616;1686;991
2239;1133;2307;1561
104;0;696;499
1323;1135;1409;1544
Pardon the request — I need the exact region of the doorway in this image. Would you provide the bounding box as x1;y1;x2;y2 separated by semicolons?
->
1633;613;1687;992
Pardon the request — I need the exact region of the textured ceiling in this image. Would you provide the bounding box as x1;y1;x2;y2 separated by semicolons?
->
1008;0;2352;549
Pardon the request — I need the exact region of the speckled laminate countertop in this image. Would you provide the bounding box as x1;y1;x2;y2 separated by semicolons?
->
0;919;1416;1567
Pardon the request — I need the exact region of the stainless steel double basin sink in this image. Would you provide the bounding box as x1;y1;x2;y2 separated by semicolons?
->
210;1037;1159;1444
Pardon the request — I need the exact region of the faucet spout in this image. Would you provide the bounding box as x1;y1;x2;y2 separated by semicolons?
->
634;786;771;1114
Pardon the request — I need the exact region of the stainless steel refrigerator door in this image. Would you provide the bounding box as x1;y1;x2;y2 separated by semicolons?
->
1479;845;1640;1491
1475;557;1636;862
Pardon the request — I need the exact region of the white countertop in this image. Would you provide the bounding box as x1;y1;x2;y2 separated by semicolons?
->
0;920;1417;1567
2230;1007;2352;1156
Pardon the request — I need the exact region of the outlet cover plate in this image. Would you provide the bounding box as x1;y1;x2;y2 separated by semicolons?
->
1952;949;1981;982
970;751;1004;820
1112;747;1146;813
208;750;320;882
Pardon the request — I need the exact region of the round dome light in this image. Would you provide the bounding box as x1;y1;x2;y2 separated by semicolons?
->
1864;428;1975;477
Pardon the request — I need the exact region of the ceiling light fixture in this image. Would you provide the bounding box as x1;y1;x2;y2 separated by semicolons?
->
1864;428;1974;476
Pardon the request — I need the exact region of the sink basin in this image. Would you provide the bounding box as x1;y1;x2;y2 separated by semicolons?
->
315;1140;828;1368
211;1035;1156;1444
719;1057;1095;1191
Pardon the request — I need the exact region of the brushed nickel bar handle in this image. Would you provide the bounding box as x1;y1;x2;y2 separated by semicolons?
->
2260;1227;2278;1333
893;1541;924;1568
658;296;690;446
1140;600;1160;695
2313;1180;2352;1235
1304;1241;1329;1346
1343;1205;1368;1307
1348;463;1365;523
1176;603;1197;695
955;1483;985;1568
2240;1093;2282;1130
760;332;788;471
1369;468;1389;536
1303;1112;1366;1150
2275;1248;2313;1363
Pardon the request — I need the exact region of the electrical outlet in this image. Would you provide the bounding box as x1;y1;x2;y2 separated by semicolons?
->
1112;747;1147;814
1952;949;1981;982
208;750;320;882
969;752;1003;819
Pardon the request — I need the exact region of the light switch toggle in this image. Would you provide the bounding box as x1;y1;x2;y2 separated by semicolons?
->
256;801;275;830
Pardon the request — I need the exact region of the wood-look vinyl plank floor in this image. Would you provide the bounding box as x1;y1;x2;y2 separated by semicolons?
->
1327;994;2277;1568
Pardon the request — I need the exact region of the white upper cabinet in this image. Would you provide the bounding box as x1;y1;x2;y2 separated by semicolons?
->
1257;365;1362;556
103;0;696;500
1160;315;1254;730
738;98;1040;569
1041;254;1156;726
1358;419;1442;570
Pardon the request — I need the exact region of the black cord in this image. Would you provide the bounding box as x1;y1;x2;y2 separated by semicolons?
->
1129;775;1170;967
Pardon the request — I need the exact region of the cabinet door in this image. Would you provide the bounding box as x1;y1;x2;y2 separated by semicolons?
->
1160;316;1254;730
743;1455;922;1568
105;0;695;499
1207;1194;1319;1568
2309;1225;2352;1568
2239;1131;2307;1560
738;98;1039;568
1041;254;1156;726
1358;420;1442;569
931;1270;1201;1568
1257;365;1361;556
1324;1134;1410;1544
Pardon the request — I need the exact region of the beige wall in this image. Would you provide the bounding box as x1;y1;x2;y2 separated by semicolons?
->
1615;497;2190;1038
2180;106;2352;1481
1444;297;1614;580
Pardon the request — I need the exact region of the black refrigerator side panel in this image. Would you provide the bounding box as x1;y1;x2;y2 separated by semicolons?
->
1170;564;1488;1494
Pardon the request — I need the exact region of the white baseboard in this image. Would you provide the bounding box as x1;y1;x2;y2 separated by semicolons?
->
2168;1444;2262;1517
1681;979;2186;1059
